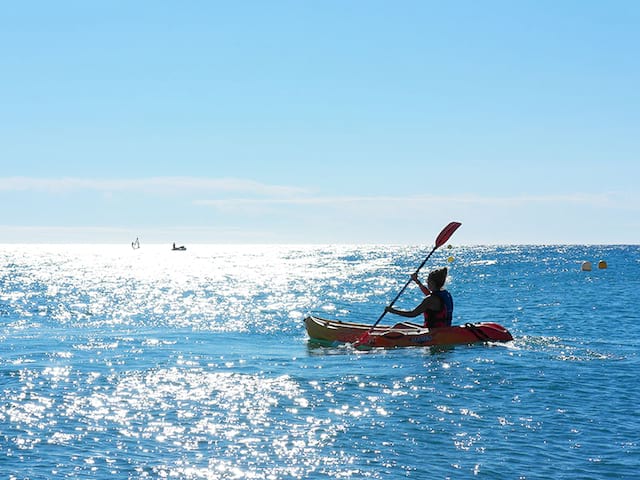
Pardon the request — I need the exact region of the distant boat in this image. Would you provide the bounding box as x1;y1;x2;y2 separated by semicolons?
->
131;237;140;249
172;242;186;251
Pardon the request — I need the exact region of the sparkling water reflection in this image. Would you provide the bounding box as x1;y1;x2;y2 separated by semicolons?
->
1;244;639;478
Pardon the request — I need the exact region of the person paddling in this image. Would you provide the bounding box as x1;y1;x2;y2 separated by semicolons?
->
384;267;453;328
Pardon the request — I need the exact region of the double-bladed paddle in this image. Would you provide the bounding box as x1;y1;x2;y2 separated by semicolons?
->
354;221;462;347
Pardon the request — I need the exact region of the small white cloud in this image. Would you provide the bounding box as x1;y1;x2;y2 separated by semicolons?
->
195;191;630;210
0;176;310;197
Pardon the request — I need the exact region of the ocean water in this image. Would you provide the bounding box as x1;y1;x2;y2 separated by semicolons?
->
1;243;638;479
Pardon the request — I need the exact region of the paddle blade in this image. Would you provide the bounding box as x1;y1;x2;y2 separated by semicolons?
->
435;222;462;249
353;331;373;349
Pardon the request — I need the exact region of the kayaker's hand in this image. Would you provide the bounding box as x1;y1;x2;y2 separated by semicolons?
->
410;273;420;283
385;306;393;313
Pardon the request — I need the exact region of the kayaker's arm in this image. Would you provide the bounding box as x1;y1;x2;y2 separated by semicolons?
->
412;273;431;296
385;295;441;318
385;306;420;318
386;298;427;318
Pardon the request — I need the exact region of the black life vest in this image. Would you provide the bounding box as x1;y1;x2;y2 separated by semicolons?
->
423;290;453;328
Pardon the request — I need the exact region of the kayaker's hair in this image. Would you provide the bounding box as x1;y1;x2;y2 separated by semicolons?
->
428;267;448;290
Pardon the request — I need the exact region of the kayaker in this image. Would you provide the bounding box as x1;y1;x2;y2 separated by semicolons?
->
384;267;453;328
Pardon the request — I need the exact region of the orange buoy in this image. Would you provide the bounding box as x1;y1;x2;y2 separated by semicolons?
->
581;261;592;271
598;260;607;269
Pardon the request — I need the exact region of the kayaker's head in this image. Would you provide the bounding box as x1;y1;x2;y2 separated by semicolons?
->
427;267;448;291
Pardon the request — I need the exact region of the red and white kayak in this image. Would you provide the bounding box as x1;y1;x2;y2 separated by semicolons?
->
304;315;513;349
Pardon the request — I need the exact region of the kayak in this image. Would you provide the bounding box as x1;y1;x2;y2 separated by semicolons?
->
304;315;513;349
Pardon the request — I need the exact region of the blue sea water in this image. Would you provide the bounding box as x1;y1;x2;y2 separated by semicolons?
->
1;244;639;479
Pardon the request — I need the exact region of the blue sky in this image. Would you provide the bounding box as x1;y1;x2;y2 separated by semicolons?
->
1;1;638;244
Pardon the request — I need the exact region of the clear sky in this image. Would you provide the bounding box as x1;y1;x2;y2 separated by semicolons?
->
1;1;638;245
